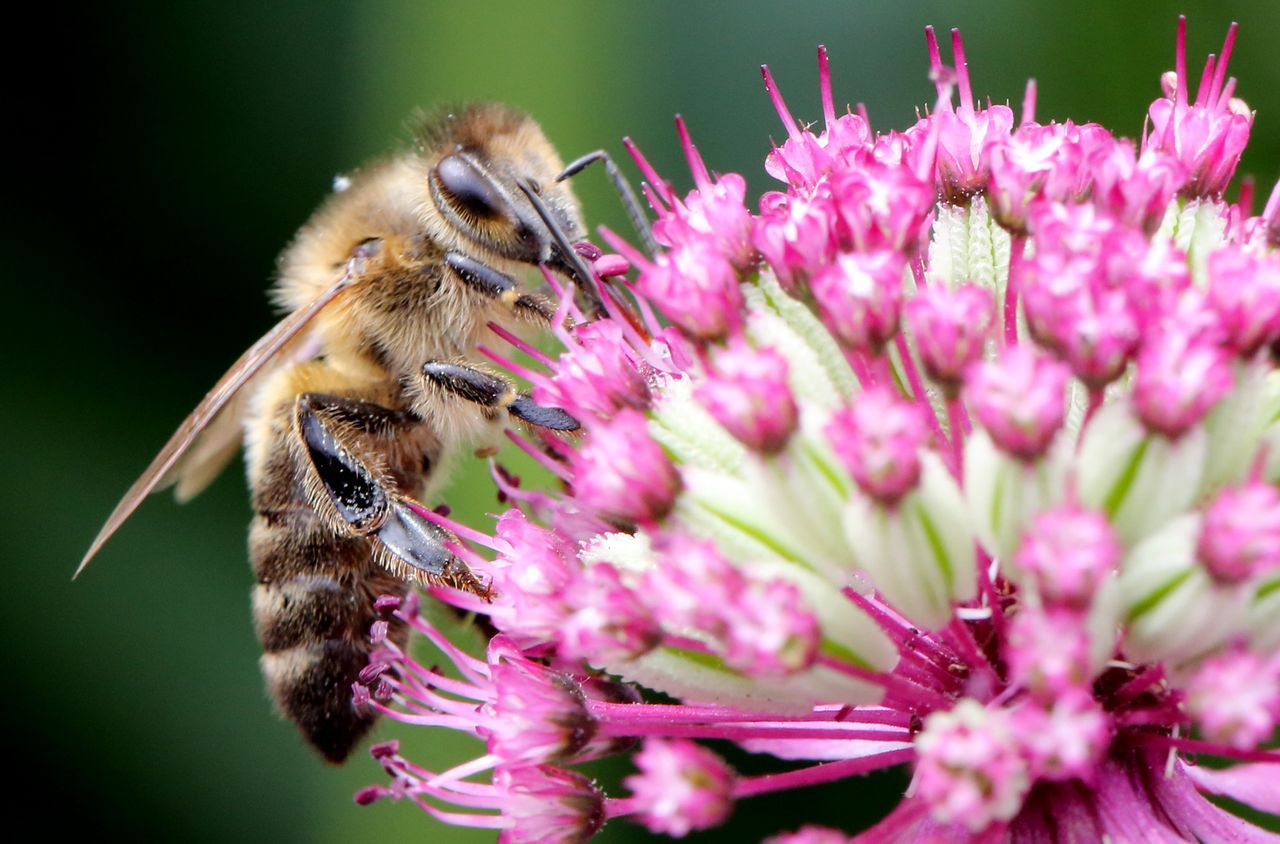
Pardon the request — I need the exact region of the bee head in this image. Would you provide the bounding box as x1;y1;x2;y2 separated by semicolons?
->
424;104;584;272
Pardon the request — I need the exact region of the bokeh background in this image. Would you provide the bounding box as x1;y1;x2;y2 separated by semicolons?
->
6;1;1279;840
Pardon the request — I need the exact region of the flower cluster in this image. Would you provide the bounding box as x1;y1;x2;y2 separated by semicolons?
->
356;18;1280;842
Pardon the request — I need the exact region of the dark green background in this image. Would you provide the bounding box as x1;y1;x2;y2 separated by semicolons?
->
7;1;1278;840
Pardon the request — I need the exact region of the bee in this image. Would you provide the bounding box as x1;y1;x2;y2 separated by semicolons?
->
79;103;597;763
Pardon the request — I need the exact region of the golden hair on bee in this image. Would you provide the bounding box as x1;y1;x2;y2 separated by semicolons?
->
80;103;589;763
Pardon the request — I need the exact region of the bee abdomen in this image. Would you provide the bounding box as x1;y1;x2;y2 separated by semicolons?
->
249;507;409;763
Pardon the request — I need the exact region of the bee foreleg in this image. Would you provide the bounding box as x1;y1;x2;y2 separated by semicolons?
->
420;361;579;432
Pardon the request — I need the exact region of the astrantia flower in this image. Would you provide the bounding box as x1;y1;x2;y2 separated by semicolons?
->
358;18;1280;841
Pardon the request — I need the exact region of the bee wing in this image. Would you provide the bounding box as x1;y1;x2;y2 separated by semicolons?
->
76;270;357;576
161;328;322;503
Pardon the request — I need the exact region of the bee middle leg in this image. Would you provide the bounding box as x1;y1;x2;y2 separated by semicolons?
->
419;360;579;431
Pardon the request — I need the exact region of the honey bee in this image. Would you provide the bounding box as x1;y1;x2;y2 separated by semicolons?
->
79;103;596;763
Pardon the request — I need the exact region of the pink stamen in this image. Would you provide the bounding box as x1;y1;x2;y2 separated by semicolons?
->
816;655;953;712
951;28;974;112
818;45;836;128
427;754;501;789
1021;79;1037;126
487;461;555;510
403;500;496;549
924;26;945;98
486;322;556;368
675;115;712;190
761;64;802;139
623;137;676;206
1174;16;1189;108
537;265;585;327
1193;53;1216;109
733;749;916;798
477;345;541;386
503;429;572;482
598;720;910;743
1209;22;1238;103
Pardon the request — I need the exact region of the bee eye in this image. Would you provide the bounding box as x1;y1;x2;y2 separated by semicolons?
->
433;153;508;221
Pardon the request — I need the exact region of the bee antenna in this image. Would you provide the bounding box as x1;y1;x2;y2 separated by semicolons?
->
558;150;658;257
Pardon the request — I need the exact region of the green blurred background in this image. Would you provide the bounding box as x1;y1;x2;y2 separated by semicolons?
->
6;1;1279;840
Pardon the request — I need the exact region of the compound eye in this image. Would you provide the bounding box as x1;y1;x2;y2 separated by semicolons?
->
433;153;510;222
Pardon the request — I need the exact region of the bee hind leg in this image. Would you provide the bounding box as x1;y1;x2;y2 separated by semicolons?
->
292;396;485;593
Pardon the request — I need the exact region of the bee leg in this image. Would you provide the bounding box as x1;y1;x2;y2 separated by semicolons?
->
558;149;658;257
443;252;557;325
252;388;484;763
291;395;487;593
421;361;580;432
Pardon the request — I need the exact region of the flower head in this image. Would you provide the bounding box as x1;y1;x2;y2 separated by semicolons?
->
358;20;1280;843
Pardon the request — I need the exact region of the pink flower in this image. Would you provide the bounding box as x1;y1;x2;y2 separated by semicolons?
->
1132;326;1233;437
557;562;661;664
1014;505;1122;607
1145;18;1252;197
965;346;1069;460
1005;607;1096;697
904;282;995;394
571;410;681;524
696;338;799;453
635;239;744;341
829;160;935;255
495;765;607;844
535;320;650;419
1089;140;1188;233
1197;482;1280;583
1184;647;1280;749
1012;690;1110;782
1206;245;1280;356
913;701;1031;831
809;250;905;353
826;388;928;505
624;739;735;837
753;191;835;290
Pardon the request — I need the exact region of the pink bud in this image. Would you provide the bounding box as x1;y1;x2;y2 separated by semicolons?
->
1011;691;1110;782
1206;246;1280;356
1005;607;1096;697
965;346;1069;460
914;701;1030;831
637;240;744;342
624;739;736;837
810;250;905;353
825;389;928;505
1015;505;1121;607
1198;482;1280;583
1184;647;1280;750
558;563;661;663
571;411;681;524
696;339;799;453
1132;328;1233;438
905;282;995;394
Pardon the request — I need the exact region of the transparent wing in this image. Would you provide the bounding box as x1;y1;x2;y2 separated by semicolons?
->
76;269;357;575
